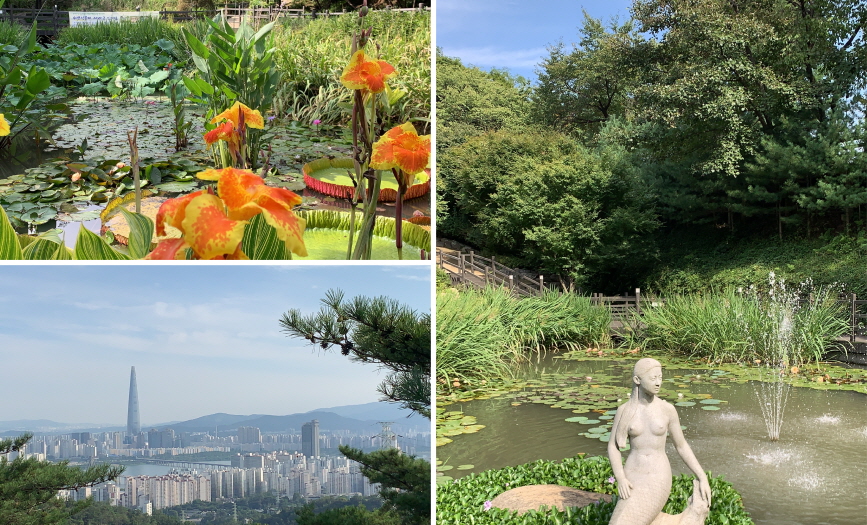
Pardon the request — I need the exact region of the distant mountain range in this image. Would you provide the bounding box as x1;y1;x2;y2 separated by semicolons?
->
0;402;427;435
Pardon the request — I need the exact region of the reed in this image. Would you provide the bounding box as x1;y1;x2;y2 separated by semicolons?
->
636;288;847;364
270;10;430;127
0;20;27;47
436;287;611;385
56;17;210;57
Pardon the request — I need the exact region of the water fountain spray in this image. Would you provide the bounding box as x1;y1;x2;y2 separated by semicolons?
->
751;272;794;441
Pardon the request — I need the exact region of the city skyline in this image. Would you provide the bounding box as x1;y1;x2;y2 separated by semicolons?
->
0;265;430;424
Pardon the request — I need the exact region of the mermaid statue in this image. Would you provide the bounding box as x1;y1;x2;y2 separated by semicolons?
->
608;358;712;525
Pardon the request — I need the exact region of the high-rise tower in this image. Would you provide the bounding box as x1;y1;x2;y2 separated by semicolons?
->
301;419;319;457
127;366;141;436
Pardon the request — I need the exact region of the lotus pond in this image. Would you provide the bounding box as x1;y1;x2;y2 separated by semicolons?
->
436;353;867;525
0;97;431;257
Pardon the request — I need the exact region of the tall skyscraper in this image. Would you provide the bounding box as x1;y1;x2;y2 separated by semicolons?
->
302;420;320;458
127;366;141;436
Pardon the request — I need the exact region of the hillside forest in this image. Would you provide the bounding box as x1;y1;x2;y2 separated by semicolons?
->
437;0;867;295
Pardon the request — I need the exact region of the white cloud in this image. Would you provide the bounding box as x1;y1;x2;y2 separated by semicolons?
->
444;45;548;69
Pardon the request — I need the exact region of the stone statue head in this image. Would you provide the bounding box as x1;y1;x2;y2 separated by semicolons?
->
614;358;663;449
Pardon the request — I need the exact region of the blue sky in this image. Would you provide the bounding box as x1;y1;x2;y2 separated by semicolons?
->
0;264;430;426
437;0;634;81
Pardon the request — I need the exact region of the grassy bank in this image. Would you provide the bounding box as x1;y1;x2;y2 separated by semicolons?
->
436;287;611;386
647;230;867;297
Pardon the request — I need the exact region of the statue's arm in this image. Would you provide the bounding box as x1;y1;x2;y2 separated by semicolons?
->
608;405;632;499
666;402;711;503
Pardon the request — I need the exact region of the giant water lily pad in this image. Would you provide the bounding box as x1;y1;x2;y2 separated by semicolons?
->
302;157;430;202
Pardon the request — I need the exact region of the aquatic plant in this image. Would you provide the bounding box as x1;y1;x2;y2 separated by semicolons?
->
634;286;847;365
436;455;753;525
182;14;280;169
437;287;612;387
0;1;54;154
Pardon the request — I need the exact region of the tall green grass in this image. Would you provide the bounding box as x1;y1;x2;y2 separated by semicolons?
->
271;11;430;127
0;20;28;47
436;287;611;385
634;288;848;364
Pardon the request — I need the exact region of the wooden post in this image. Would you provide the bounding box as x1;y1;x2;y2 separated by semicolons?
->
636;288;642;316
469;250;474;268
459;253;466;279
539;275;544;294
509;275;514;290
852;293;857;344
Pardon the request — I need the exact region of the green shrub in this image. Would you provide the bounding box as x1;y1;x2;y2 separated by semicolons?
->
436;455;753;525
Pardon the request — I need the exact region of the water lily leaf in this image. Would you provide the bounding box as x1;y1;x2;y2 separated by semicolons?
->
675;401;696;407
701;406;721;411
565;417;587;422
456;465;474;470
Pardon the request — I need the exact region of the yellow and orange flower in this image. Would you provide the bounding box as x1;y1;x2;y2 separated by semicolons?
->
150;168;307;259
207;167;307;257
211;101;264;129
340;50;397;93
150;188;248;260
203;122;239;149
370;122;431;177
0;114;9;136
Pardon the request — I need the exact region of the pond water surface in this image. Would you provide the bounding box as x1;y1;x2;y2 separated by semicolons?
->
439;358;867;525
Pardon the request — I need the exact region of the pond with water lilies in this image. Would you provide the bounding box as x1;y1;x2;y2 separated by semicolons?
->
0;97;430;258
436;354;867;525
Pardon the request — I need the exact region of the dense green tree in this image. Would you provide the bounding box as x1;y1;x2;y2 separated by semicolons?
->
436;52;533;228
0;434;123;525
442;126;659;288
294;503;399;525
626;0;867;231
337;446;428;525
533;13;641;137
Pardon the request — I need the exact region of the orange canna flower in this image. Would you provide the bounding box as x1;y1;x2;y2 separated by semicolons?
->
181;192;248;260
0;114;9;136
340;50;396;93
203;122;239;148
152;189;248;260
370;122;431;176
211;101;264;129
152;169;306;260
216;167;307;257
